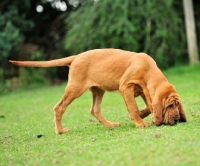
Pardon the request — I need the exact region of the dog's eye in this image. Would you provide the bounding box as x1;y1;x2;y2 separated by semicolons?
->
168;104;173;108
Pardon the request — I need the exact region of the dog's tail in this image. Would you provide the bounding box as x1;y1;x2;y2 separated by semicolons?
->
9;56;76;68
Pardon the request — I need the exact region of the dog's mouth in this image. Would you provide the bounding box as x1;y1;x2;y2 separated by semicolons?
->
153;115;180;126
163;116;180;126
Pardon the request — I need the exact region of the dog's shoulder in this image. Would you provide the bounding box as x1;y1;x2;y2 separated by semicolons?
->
136;53;156;65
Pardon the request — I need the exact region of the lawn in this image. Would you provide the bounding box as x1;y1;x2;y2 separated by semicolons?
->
0;65;200;166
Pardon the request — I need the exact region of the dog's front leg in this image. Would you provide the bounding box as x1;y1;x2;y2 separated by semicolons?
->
120;84;151;127
139;107;151;119
139;94;151;119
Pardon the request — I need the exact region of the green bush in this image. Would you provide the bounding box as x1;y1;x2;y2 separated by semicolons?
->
0;6;34;61
0;6;35;90
17;68;49;88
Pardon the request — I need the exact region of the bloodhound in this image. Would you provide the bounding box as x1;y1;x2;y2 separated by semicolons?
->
10;49;187;134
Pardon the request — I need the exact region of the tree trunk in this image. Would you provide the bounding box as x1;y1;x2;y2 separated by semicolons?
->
183;0;199;66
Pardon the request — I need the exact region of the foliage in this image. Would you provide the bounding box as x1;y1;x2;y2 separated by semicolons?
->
18;68;49;87
0;5;35;92
0;6;34;61
0;65;200;165
0;0;199;89
0;69;49;94
0;21;21;61
64;0;187;69
0;6;33;92
0;0;76;90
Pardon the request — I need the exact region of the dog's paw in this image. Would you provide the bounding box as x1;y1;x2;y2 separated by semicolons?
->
135;121;151;127
112;122;121;127
56;128;70;134
104;122;121;128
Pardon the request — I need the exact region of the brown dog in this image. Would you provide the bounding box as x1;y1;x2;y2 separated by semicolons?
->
10;49;187;134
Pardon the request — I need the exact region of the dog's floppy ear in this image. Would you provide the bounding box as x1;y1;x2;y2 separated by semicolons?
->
152;98;163;126
178;102;187;122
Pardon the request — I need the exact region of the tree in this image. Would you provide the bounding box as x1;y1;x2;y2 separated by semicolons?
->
183;0;199;66
0;5;34;80
64;0;187;69
0;0;74;92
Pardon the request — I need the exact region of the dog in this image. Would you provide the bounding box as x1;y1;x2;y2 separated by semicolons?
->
10;49;187;134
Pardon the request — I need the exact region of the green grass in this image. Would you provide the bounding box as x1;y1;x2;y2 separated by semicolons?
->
1;65;200;166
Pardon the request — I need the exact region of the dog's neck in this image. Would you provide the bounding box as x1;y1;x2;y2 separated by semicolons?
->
146;74;168;99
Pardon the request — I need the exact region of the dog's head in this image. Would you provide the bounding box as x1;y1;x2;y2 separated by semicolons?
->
152;91;187;126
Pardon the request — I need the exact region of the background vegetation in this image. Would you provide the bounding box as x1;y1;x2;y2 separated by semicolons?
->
0;0;199;93
65;0;187;68
1;65;200;165
0;1;200;164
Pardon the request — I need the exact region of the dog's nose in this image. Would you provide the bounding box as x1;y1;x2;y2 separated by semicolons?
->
174;117;180;123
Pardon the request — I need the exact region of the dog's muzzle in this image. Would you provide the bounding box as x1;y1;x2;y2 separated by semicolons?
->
174;116;180;124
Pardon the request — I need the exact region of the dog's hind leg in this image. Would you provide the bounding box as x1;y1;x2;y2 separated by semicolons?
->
54;84;87;134
89;87;120;127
